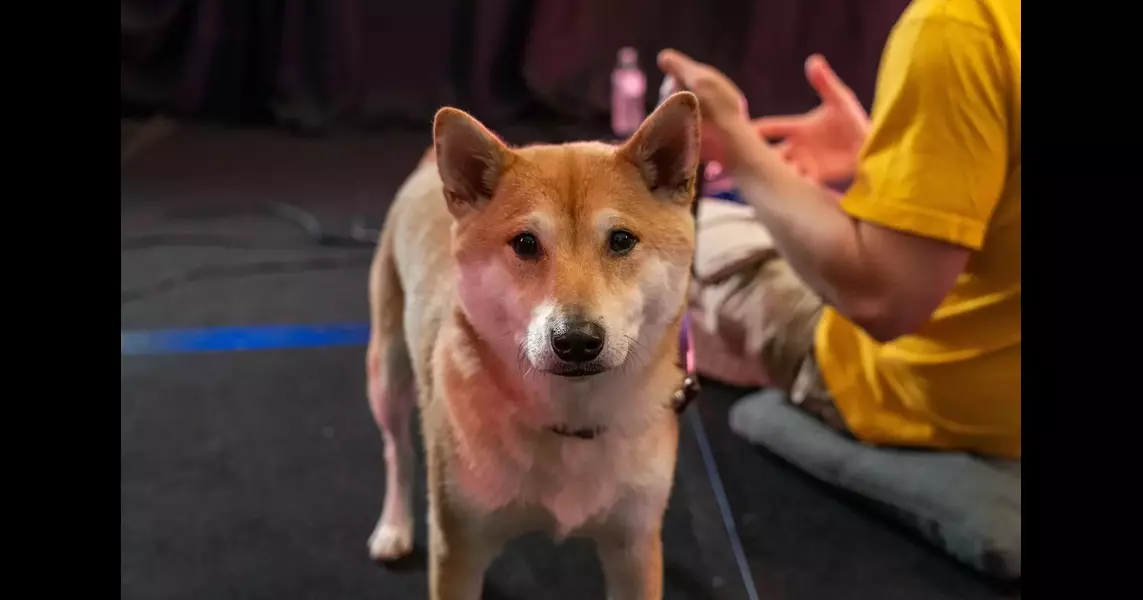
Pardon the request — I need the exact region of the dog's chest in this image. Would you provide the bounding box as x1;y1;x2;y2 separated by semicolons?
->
454;435;636;538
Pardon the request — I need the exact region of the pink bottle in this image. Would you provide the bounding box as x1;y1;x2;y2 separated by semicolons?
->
611;47;647;138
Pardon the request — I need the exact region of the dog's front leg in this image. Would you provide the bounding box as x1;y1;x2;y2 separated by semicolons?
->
428;518;503;600
426;462;505;600
594;526;664;600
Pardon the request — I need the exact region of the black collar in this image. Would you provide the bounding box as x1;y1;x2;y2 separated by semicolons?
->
547;424;605;439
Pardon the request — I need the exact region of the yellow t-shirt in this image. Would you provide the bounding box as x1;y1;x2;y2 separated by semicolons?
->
814;0;1021;458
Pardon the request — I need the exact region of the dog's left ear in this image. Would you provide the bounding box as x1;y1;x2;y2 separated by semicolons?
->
618;91;702;203
433;107;514;218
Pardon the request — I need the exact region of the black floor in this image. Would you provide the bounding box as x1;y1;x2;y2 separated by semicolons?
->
121;120;1017;600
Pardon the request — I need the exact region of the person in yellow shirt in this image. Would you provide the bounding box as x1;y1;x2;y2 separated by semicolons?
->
661;0;1020;459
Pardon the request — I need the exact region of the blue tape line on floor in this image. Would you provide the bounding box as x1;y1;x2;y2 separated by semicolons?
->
121;323;371;355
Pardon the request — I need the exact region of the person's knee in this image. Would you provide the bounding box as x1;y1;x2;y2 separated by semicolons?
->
753;260;822;388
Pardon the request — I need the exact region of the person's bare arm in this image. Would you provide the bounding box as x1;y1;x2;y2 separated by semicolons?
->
723;129;970;343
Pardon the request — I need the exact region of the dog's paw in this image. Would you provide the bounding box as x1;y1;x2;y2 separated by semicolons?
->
368;521;414;562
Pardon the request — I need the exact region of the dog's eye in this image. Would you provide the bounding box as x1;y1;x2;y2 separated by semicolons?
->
608;230;638;255
510;232;541;259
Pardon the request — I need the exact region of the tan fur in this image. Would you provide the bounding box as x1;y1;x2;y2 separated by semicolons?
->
366;93;702;600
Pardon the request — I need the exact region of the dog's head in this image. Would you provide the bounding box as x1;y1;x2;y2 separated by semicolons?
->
434;92;701;380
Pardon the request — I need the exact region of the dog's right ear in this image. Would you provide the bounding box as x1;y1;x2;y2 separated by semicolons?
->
433;108;512;218
617;91;702;206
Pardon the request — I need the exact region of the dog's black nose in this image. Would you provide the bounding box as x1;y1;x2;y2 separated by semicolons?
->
551;321;606;363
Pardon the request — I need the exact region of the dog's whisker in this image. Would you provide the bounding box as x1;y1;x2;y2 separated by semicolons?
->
622;334;650;374
516;339;537;382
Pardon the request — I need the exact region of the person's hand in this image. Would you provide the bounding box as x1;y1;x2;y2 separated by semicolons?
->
656;49;754;168
753;55;870;184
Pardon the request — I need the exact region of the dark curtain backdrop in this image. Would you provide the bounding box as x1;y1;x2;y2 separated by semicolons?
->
121;0;910;132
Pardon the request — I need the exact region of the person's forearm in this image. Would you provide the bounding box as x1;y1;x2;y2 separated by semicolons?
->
721;123;887;333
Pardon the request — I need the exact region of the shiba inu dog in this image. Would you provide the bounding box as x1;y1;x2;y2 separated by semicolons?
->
365;91;702;600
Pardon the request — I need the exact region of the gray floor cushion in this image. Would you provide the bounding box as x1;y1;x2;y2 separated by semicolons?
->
728;389;1021;582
